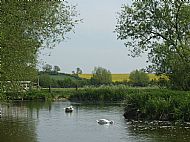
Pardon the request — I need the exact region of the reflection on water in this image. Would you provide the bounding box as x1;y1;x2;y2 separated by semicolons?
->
0;101;190;142
127;121;190;142
0;101;41;142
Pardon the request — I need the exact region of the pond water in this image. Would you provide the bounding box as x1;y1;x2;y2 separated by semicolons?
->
0;101;190;142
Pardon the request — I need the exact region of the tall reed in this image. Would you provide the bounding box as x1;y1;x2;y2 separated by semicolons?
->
70;85;129;102
123;89;190;122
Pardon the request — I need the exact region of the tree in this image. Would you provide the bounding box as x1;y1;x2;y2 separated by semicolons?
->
76;67;82;74
129;70;150;87
0;1;79;92
91;67;112;85
42;64;52;73
39;74;52;88
53;65;61;74
116;0;190;90
57;78;75;88
72;67;82;77
72;71;76;75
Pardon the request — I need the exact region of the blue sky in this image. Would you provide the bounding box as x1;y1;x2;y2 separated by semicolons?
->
38;0;148;73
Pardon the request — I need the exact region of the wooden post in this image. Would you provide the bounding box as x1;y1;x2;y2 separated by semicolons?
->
49;85;51;93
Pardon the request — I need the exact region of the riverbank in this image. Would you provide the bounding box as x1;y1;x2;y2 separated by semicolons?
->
0;89;74;101
1;86;190;122
123;89;190;122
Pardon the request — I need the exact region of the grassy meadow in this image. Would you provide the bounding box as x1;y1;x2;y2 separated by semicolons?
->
79;74;162;82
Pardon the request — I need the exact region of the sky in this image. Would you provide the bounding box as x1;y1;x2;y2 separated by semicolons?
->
38;0;148;74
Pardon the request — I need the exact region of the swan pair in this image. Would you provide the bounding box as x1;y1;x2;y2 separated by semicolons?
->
64;106;74;113
64;106;113;125
96;119;114;125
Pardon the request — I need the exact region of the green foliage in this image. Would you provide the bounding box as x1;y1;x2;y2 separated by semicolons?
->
91;67;112;85
116;0;190;90
53;65;61;74
39;74;52;88
46;72;79;80
76;67;82;74
157;77;170;88
23;90;50;100
41;64;61;74
1;1;79;92
123;89;190;122
38;72;89;88
57;78;76;88
70;85;128;102
72;67;83;77
42;64;53;73
129;70;150;87
0;90;46;101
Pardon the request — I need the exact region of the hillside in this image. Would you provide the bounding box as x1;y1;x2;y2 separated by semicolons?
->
39;72;84;81
49;74;79;81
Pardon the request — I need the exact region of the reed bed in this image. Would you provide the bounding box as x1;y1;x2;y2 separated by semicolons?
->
123;89;190;122
70;85;129;102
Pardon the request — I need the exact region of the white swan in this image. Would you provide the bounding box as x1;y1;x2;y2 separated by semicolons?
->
64;106;74;113
96;119;114;125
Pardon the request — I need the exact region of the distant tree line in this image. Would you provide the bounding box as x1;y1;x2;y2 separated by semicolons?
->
39;65;88;88
42;64;61;75
39;66;167;88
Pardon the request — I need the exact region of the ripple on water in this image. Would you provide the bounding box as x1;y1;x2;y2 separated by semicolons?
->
1;102;190;142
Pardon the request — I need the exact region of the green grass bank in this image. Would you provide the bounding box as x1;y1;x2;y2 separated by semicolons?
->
123;89;190;122
1;86;190;122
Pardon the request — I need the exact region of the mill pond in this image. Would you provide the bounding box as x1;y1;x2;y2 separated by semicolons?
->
0;101;190;142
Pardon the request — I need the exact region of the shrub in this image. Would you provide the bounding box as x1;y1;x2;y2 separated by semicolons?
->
129;70;150;87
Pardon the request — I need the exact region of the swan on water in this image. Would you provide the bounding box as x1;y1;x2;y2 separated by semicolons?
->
64;106;74;113
96;119;114;125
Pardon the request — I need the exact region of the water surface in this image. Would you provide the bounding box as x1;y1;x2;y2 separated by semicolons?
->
0;101;189;142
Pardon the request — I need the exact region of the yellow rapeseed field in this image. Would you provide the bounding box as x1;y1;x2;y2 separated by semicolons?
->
79;74;163;82
111;74;130;82
79;74;92;79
